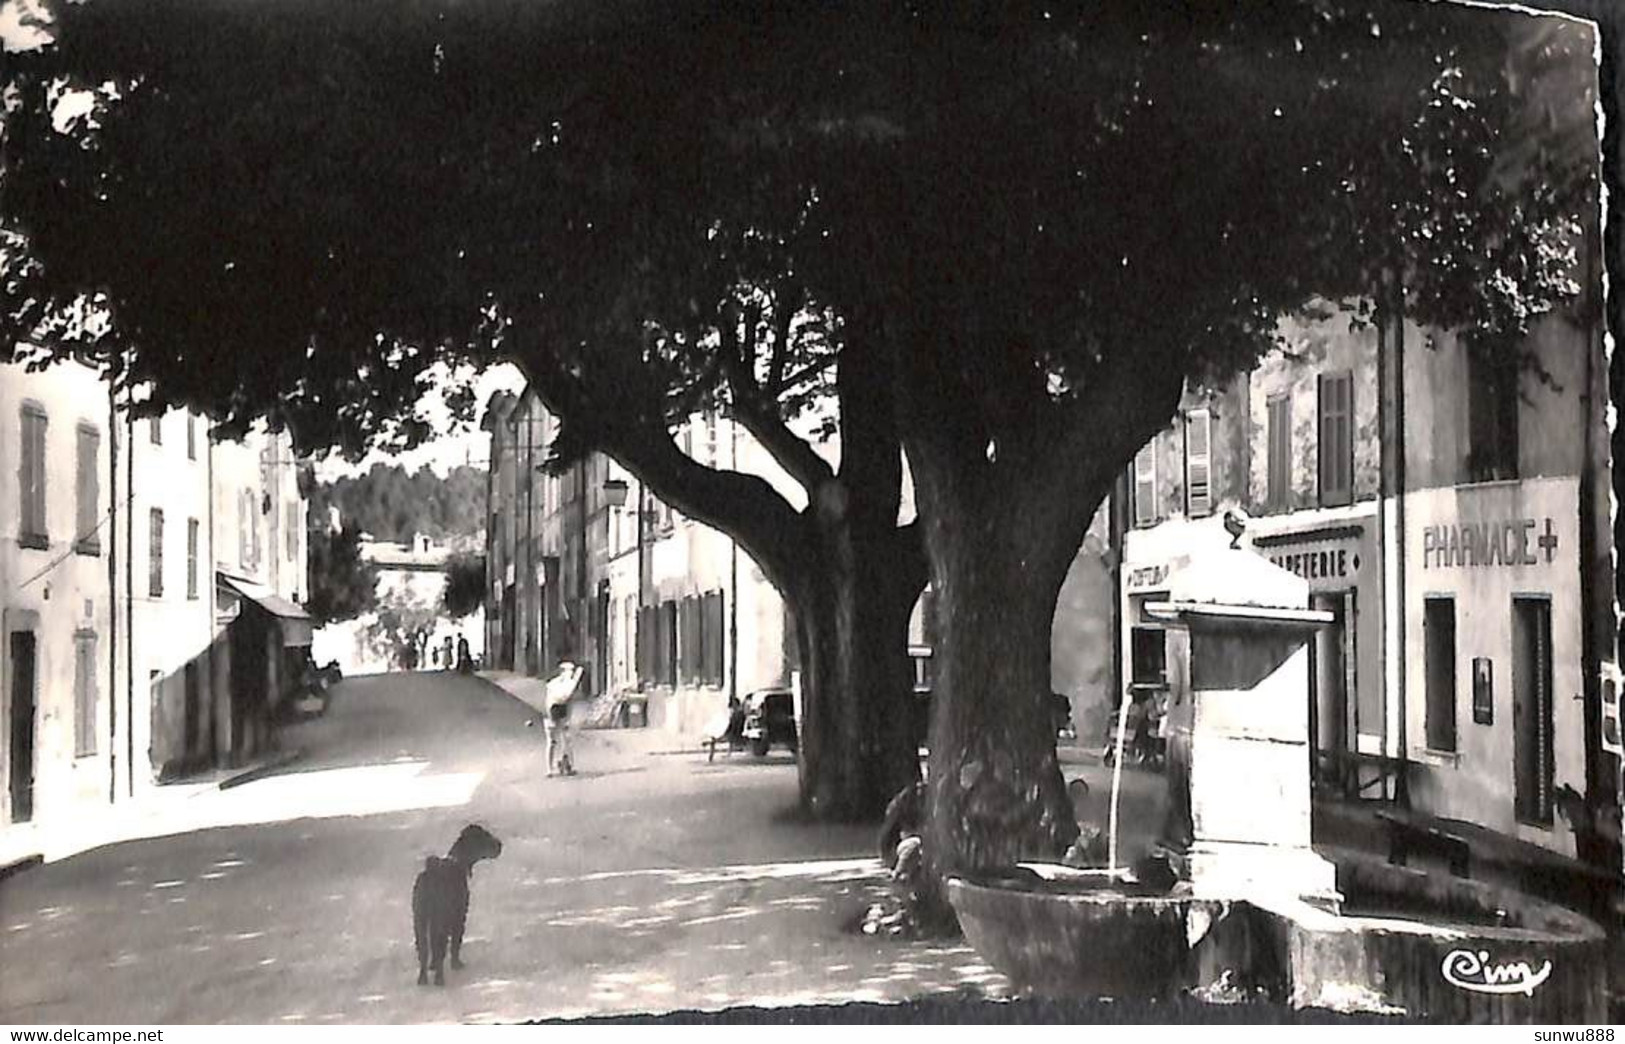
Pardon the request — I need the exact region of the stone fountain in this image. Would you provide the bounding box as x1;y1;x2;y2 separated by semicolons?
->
946;542;1608;1021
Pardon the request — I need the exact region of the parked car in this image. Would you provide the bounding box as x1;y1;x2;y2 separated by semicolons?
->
743;688;798;757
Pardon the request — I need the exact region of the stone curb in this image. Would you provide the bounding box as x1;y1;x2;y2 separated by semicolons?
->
217;748;307;790
0;853;42;882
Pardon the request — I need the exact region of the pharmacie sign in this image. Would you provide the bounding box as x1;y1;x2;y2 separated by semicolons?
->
1421;517;1559;570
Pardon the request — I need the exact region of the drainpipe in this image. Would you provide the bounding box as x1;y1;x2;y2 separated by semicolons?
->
729;419;739;704
107;381;118;804
124;390;135;799
1385;277;1410;807
206;423;216;768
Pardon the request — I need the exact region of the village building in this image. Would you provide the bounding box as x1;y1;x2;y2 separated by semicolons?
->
1119;277;1614;862
2;355;311;850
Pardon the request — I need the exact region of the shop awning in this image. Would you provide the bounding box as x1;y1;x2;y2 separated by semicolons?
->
218;573;314;647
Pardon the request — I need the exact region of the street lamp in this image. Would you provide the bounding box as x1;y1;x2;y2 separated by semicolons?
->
603;478;630;509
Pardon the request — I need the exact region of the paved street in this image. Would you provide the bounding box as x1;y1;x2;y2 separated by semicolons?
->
0;672;1165;1024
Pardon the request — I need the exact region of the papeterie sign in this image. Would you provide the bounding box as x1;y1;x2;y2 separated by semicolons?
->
1421;518;1559;570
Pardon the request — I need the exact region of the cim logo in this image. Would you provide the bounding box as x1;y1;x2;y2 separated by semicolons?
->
1441;948;1553;996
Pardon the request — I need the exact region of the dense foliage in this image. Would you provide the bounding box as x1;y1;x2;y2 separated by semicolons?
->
309;465;486;545
304;523;379;626
441;552;486;620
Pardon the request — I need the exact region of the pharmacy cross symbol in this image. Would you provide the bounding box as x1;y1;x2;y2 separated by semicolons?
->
1537;519;1559;563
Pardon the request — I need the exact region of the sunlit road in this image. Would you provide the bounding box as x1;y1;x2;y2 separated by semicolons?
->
0;673;1163;1024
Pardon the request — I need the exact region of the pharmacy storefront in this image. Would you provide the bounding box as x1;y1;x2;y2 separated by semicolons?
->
1402;476;1584;853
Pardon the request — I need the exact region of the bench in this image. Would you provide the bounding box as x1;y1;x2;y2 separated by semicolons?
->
1375;810;1472;878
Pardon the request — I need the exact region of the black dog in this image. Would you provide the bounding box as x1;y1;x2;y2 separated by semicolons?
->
412;824;502;985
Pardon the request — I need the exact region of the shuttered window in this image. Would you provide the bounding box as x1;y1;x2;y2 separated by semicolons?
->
187;518;200;600
149;508;165;598
1184;409;1212;518
700;591;725;686
1266;395;1290;510
1132;442;1157;527
76;425;101;555
19;405;47;548
1423;597;1457;753
74;631;98;757
1318;372;1353;507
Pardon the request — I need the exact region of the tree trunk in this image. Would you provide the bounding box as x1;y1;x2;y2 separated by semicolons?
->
792;516;922;821
919;502;1083;891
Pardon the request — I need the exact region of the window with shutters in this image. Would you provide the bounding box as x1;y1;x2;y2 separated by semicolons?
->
1423;597;1457;753
1266;395;1290;510
74;630;98;757
19;404;48;549
701;591;725;686
1467;347;1519;483
149;508;165;598
187;518;200;600
238;488;251;568
1132;442;1157;527
75;424;101;555
1184;409;1212;518
660;601;678;687
1317;372;1353;507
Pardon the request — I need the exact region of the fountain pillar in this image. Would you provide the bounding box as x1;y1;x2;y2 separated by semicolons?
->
1148;546;1341;907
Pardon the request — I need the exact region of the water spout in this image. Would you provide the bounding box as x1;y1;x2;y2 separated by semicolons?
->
1106;692;1131;874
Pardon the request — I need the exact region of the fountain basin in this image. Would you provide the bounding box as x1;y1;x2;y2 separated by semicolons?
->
947;868;1226;1000
948;853;1609;1021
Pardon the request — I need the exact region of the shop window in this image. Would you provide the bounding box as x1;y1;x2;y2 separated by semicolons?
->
1266;394;1290;510
1423;597;1457;752
1184;408;1212;518
1132;442;1157;527
1130;626;1167;688
1467;347;1519;483
1318;371;1353;507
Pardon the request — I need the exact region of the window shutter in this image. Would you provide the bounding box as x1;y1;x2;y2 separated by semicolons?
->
1318;373;1353;507
76;426;100;551
20;408;47;542
149;508;165;597
1185;409;1212;518
74;632;98;757
705;591;725;686
1133;443;1157;526
1266;396;1290;509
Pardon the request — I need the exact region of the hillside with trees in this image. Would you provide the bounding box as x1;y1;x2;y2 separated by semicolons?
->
311;464;486;545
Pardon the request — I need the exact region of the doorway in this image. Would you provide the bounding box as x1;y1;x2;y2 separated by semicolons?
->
1513;596;1554;825
183;660;202;760
1309;591;1356;790
8;631;37;823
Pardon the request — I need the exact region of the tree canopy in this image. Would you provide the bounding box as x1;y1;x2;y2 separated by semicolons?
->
1;0;1601;841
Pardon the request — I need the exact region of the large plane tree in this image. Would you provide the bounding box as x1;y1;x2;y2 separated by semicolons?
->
2;1;1598;887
